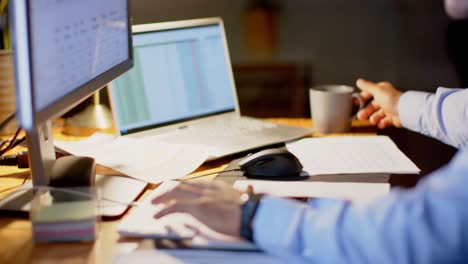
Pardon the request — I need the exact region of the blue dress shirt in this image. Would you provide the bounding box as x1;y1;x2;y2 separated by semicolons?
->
252;87;468;263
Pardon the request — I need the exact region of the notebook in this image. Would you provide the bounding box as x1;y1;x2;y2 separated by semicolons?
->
108;17;312;160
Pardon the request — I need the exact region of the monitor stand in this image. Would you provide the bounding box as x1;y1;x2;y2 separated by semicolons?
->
0;174;147;219
0;156;147;219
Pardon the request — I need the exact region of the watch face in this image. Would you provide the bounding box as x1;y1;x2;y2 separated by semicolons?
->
239;193;250;205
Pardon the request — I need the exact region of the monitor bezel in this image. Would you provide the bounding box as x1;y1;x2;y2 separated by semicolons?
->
12;0;134;132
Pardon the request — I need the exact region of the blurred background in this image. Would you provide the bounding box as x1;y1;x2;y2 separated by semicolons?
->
74;0;464;179
131;0;460;91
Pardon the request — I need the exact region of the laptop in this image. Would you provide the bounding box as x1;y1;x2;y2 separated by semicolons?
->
108;17;312;160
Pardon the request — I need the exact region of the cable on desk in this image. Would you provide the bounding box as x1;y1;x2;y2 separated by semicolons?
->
0;151;29;168
22;173;30;184
0;114;27;170
0;126;27;173
0;128;25;156
0;139;7;150
0;112;15;131
7;137;26;152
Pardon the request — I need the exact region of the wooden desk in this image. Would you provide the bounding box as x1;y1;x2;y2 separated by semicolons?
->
0;118;375;264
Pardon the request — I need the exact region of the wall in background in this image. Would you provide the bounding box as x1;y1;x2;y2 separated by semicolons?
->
130;0;459;92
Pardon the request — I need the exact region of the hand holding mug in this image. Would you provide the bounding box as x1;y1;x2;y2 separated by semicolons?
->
355;78;403;129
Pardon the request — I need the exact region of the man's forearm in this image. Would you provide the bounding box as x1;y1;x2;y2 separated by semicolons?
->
398;88;468;148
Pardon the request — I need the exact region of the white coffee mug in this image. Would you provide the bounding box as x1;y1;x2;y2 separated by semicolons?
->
309;85;363;133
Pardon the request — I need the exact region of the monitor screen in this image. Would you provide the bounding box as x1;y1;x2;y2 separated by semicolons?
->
30;0;130;112
110;23;235;134
10;0;133;186
12;0;132;130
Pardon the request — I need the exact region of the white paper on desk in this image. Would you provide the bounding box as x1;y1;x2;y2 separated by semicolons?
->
286;136;420;175
234;180;390;204
54;133;213;184
113;249;283;264
118;181;257;250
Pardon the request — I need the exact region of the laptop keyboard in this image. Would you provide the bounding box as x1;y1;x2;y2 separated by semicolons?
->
134;115;311;159
198;118;278;138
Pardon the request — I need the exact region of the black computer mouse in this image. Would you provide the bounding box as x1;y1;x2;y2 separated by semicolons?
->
238;148;303;178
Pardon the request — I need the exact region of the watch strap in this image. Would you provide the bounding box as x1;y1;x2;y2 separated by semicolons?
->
240;193;263;241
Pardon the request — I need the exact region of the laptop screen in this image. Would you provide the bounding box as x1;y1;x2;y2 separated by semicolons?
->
110;23;236;135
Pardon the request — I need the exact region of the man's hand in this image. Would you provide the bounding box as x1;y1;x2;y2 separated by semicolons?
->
152;181;245;237
356;78;403;129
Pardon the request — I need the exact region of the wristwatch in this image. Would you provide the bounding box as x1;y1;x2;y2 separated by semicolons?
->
239;192;264;241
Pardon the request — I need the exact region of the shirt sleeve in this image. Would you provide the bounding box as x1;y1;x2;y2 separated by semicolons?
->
444;0;468;19
252;147;468;263
397;88;468;148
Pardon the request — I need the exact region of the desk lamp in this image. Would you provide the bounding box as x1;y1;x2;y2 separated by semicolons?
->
64;92;114;136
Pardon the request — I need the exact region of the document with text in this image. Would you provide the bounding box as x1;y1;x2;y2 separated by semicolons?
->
55;133;213;184
286;136;420;175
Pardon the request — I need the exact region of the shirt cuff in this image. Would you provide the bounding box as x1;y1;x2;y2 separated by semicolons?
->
398;91;432;131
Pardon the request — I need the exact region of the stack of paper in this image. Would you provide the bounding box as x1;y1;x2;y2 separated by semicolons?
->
32;198;96;242
286;136;420;175
55;133;214;183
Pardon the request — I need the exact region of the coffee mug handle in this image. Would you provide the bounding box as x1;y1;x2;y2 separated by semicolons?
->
351;92;364;119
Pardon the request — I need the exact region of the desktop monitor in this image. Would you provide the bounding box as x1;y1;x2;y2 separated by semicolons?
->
10;0;133;186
